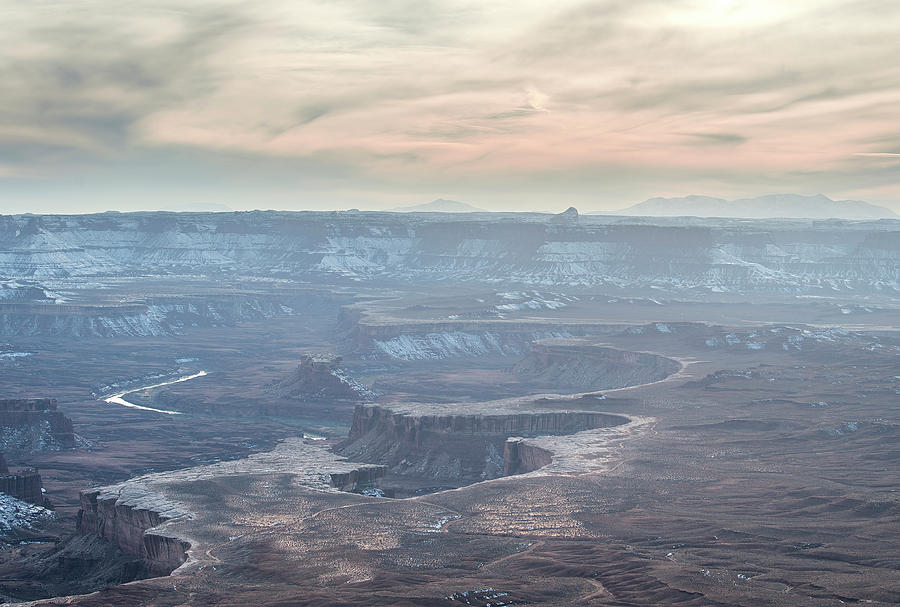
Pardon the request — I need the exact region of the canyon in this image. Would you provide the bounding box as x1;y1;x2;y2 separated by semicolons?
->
0;212;896;306
338;403;632;483
0;210;896;606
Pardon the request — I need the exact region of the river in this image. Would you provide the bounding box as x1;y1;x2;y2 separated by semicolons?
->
103;371;208;415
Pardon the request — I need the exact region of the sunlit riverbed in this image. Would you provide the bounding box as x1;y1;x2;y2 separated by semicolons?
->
103;371;208;415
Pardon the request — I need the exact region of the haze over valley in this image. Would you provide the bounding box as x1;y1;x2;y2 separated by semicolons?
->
1;1;899;605
0;208;897;605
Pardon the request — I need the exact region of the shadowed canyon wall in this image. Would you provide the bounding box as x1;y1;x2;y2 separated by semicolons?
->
338;405;629;482
512;342;681;391
0;398;75;456
76;490;190;578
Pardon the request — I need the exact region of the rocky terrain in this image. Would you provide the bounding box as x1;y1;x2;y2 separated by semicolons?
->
0;211;896;605
512;340;681;392
0;398;75;456
0;212;896;307
337;402;632;483
10;317;897;606
275;353;376;401
0;492;54;536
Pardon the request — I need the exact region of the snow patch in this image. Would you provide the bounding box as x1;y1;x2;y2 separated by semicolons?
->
0;493;54;532
372;330;571;361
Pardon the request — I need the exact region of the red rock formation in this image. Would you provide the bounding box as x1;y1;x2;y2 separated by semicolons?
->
338;404;628;482
77;489;190;578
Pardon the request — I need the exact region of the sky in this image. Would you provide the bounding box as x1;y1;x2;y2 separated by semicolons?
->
2;0;900;214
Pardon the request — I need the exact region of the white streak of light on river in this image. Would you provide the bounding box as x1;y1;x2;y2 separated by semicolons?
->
103;371;208;415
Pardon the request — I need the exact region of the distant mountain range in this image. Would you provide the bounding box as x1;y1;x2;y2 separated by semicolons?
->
391;199;485;213
600;194;898;220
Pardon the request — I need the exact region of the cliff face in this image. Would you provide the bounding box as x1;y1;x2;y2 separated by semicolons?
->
0;212;896;295
0;450;48;506
337;404;629;482
77;489;190;578
512;342;681;391
503;438;553;476
70;436;398;580
0;291;324;338
276;354;375;401
329;465;387;492
0;468;45;505
0;398;75;456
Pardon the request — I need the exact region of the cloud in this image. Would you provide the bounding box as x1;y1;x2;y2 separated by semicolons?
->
680;133;748;146
1;0;899;212
0;3;252;164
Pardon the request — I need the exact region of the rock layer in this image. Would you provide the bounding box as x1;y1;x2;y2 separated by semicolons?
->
512;341;681;391
0;212;896;294
503;438;554;476
338;404;629;482
0;398;75;455
0;467;46;505
76;487;191;578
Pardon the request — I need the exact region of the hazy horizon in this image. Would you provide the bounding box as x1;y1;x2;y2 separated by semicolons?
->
3;1;900;214
2;192;900;217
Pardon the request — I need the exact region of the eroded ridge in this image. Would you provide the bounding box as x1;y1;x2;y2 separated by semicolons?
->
71;438;399;578
62;341;676;592
337;402;634;483
70;397;651;583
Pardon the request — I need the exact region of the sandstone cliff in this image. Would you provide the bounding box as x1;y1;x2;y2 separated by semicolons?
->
0;468;46;506
337;404;629;482
77;485;190;578
0;398;75;456
503;438;554;476
512;341;681;391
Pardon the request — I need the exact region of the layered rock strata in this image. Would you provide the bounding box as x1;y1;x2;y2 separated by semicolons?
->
337;403;630;482
512;341;681;391
73;438;391;578
0;293;301;338
0;467;46;505
0;398;75;455
1;211;897;294
77;486;191;578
